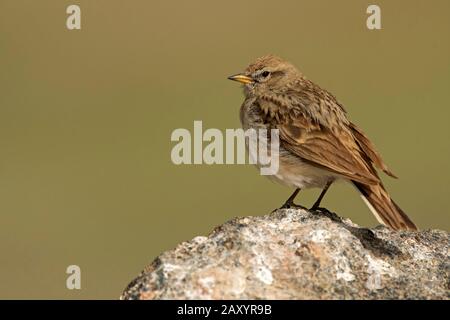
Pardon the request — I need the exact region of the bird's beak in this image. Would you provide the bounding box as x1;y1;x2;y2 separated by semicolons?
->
227;73;254;84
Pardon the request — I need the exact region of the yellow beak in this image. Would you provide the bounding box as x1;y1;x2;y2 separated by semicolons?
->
227;73;254;84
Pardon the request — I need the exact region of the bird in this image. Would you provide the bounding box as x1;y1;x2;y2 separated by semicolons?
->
228;55;417;231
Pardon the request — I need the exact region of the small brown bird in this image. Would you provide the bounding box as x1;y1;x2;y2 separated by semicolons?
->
228;55;417;231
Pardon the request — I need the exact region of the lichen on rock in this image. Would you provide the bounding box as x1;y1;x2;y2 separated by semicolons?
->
121;208;449;300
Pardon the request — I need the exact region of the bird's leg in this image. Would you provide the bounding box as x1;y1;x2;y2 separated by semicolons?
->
310;181;333;211
280;188;305;209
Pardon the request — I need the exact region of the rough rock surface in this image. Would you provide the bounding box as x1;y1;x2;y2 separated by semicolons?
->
121;208;449;299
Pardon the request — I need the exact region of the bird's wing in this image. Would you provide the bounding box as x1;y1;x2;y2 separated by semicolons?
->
349;122;397;178
278;114;380;185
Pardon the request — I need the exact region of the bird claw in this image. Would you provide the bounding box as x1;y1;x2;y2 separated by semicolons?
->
279;202;307;210
309;206;332;215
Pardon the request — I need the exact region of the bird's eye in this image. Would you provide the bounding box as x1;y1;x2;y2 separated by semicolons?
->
261;71;270;78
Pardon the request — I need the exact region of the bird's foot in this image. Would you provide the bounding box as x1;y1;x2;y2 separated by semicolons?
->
279;201;307;210
308;206;335;217
309;205;323;212
308;207;342;222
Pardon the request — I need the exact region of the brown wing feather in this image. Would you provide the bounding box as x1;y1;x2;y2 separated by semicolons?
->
279;116;379;185
349;122;398;178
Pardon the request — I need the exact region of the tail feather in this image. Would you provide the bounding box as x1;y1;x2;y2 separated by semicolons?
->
353;182;417;231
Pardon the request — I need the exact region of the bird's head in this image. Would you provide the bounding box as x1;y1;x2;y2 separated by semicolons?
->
228;55;301;95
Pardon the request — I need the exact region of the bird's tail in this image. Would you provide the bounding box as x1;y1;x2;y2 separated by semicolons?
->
353;182;417;231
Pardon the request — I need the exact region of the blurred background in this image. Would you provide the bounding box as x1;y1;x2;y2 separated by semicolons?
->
0;0;449;299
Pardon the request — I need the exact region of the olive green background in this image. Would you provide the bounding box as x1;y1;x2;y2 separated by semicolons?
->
0;0;449;299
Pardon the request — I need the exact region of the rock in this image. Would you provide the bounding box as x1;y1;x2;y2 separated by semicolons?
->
121;208;449;299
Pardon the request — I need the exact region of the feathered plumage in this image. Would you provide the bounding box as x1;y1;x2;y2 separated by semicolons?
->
230;55;417;231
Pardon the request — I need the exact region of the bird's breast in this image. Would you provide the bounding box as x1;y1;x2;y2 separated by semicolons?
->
240;98;336;189
265;149;336;189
